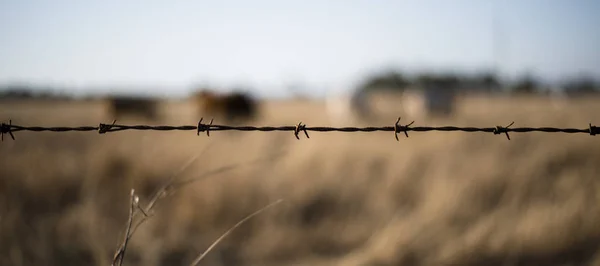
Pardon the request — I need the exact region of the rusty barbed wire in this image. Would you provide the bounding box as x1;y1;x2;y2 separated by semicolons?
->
0;117;598;142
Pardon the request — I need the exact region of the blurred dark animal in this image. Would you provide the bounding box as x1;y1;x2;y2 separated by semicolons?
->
193;90;258;123
105;96;160;121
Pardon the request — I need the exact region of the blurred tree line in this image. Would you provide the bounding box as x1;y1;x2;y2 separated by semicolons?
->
0;84;75;101
1;71;598;100
356;70;600;96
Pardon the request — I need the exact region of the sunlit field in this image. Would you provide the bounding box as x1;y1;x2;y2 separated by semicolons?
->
1;94;600;266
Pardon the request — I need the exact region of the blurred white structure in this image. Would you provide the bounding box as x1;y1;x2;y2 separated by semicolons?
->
399;85;457;119
325;82;458;125
399;89;427;119
325;87;370;126
547;86;569;109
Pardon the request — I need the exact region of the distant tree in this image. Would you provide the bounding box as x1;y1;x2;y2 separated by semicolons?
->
477;72;501;91
0;87;34;99
436;74;461;88
511;75;539;94
414;73;461;90
414;74;435;88
563;77;598;94
391;72;411;89
358;71;410;93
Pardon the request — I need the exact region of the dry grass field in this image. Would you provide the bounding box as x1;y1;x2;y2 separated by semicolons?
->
1;94;600;266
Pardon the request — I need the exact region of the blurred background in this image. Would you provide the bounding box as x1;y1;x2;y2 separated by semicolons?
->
1;1;600;266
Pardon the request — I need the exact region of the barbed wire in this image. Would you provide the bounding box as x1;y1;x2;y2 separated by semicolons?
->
0;117;598;142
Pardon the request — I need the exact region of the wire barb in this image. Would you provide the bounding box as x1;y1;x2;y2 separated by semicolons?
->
294;121;309;140
394;117;414;141
0;119;16;141
590;123;598;136
99;120;117;134
197;118;214;137
494;121;514;140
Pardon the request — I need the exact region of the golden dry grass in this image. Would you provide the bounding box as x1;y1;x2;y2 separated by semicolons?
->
1;94;600;266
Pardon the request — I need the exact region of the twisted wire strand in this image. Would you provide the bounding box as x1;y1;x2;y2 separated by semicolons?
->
0;117;598;142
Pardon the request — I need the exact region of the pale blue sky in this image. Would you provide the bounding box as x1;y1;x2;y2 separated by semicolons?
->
0;0;598;97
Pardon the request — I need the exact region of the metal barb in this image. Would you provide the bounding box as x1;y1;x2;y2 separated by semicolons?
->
394;117;414;141
494;121;514;140
590;123;598;136
197;118;214;137
0;119;15;141
99;120;117;134
294;121;309;140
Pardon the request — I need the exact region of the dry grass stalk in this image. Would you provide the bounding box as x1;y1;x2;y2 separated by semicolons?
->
111;189;137;266
110;142;287;266
188;199;284;266
110;145;211;266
